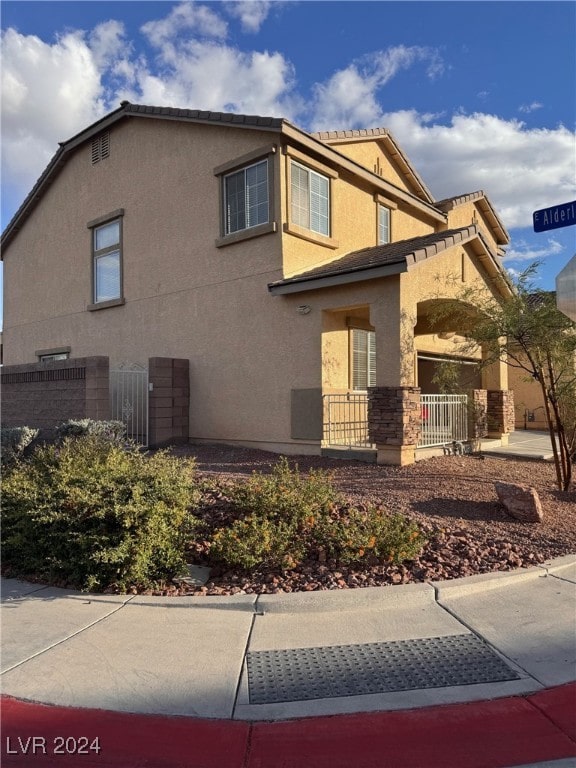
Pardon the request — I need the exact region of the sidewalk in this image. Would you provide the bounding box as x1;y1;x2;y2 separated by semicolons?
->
2;556;575;767
481;430;557;461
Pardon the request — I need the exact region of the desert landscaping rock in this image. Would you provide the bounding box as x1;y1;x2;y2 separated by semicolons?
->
7;444;572;598
158;444;575;597
495;482;544;523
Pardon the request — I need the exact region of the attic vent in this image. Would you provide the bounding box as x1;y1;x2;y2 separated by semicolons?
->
91;132;110;165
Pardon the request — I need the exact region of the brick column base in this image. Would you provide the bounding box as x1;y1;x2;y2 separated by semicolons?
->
472;389;488;439
368;386;421;466
487;389;515;440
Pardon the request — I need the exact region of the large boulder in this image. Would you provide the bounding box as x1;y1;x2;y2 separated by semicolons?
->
495;482;544;523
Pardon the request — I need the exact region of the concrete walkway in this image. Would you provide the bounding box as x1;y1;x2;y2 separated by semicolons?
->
2;556;575;767
481;430;558;461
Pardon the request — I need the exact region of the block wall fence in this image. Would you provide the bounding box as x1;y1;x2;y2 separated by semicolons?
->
1;356;189;448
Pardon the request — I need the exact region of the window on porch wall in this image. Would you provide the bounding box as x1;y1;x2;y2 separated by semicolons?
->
351;329;376;390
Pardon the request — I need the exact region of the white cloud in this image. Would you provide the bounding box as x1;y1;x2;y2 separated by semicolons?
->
1;7;574;242
504;237;565;263
379;110;576;228
0;9;298;213
309;46;445;132
224;1;274;33
519;101;543;114
141;1;227;48
88;19;127;68
123;40;299;117
1;27;108;196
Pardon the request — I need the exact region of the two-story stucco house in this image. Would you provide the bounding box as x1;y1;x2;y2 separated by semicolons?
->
1;102;516;464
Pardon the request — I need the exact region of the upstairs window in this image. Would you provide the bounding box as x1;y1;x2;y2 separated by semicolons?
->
351;328;376;391
224;159;269;235
378;205;391;244
93;218;122;304
290;161;330;237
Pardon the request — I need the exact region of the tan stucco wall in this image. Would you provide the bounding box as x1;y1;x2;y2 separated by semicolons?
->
3;115;510;455
508;365;547;429
321;139;412;191
444;200;501;256
2;118;308;448
279;145;436;278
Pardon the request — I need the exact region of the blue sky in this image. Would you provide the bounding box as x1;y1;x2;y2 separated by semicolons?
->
1;0;575;304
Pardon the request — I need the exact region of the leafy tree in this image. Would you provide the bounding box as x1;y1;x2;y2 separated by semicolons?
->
434;263;576;491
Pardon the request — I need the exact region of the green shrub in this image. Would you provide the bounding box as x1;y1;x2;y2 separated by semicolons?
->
227;456;342;520
1;426;40;467
209;458;425;571
313;507;425;566
1;435;200;591
56;419;126;443
209;457;338;570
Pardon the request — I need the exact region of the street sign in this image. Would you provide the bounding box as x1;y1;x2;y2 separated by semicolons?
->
533;200;576;232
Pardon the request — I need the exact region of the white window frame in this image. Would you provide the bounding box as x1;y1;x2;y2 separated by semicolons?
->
92;218;122;305
351;328;376;391
290;160;330;237
223;159;269;235
378;204;391;245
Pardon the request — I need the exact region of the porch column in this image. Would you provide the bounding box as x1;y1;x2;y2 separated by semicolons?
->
487;389;515;438
481;348;512;442
368;386;421;465
471;389;488;441
369;283;419;465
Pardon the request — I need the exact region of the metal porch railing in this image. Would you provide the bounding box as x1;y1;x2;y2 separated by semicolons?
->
419;393;468;448
323;393;375;449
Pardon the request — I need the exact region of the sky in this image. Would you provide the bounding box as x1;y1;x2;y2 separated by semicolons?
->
1;0;575;309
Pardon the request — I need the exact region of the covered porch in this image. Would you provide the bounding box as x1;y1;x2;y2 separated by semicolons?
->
271;225;516;466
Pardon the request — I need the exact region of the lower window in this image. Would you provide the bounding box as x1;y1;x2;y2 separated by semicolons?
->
351;329;376;390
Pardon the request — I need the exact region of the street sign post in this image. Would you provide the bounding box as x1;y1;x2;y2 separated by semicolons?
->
533;200;576;233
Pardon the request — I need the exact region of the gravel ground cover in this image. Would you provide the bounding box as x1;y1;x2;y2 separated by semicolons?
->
163;443;576;596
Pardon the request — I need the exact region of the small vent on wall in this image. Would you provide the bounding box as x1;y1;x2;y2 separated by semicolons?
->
91;132;110;165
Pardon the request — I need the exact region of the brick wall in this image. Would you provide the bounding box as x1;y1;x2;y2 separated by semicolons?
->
1;357;110;434
487;389;515;435
148;358;190;448
471;389;488;439
367;386;421;446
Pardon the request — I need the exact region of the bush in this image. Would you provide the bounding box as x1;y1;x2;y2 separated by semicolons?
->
1;426;40;467
1;435;200;591
209;458;425;571
313;507;425;566
56;419;126;443
209;457;339;570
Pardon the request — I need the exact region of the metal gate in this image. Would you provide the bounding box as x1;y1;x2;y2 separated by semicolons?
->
419;394;468;448
323;393;375;448
110;363;149;446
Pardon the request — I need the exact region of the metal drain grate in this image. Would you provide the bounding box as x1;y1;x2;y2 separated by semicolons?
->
246;634;520;704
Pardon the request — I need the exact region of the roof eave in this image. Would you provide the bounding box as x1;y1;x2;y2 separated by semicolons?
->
1;103;287;251
283;124;444;223
312;128;435;204
268;261;407;295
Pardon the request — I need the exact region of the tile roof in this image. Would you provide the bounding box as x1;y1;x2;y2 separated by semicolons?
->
269;225;480;291
312;127;389;141
435;191;509;245
121;102;285;129
435;191;487;211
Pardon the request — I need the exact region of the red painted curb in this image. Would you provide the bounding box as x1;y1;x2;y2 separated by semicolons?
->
2;685;575;768
1;697;249;767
